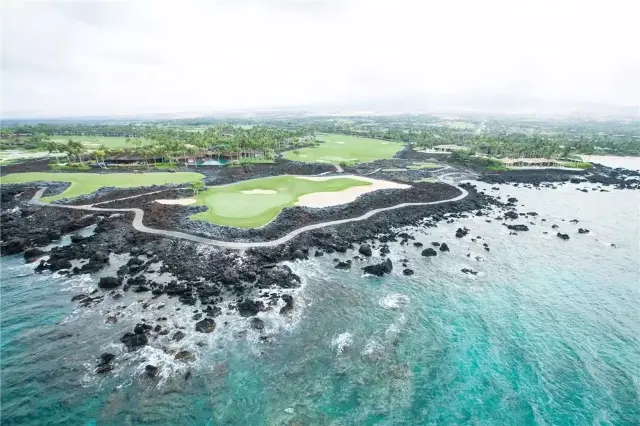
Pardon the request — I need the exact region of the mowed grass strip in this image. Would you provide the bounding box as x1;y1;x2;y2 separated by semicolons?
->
191;175;371;228
282;134;405;164
407;162;441;170
0;172;204;202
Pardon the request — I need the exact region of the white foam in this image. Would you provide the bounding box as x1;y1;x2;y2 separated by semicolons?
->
331;332;353;355
378;293;411;310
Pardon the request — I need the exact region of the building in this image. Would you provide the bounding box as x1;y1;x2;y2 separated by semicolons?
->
432;144;467;153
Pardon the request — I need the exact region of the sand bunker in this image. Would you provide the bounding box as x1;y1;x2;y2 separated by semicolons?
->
155;198;196;205
334;141;345;144
241;189;278;195
295;175;410;208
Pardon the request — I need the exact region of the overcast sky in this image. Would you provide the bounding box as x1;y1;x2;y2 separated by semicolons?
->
2;0;639;117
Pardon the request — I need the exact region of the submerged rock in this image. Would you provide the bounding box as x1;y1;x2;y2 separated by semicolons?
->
280;294;294;315
172;331;186;341
195;318;216;333
402;268;414;276
250;317;265;331
334;261;352;270
120;332;148;351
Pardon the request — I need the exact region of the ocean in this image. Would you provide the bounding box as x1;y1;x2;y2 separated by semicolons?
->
1;176;639;425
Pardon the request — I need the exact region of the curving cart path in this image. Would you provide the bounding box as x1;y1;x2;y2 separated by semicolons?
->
29;173;470;249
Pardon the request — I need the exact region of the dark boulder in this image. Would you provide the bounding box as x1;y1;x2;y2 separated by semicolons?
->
578;228;590;234
504;211;519;220
120;332;148;351
172;331;186;341
461;268;478;275
98;276;121;289
280;294;294;315
439;243;450;252
175;351;195;361
431;242;441;247
2;238;26;255
413;242;423;248
314;250;324;257
421;248;437;257
292;249;307;260
237;298;264;317
455;227;469;238
556;233;570;240
552;224;559;229
195;318;217;333
402;268;414;276
362;259;393;277
335;261;352;270
507;197;518;203
100;353;115;364
507;224;529;232
358;244;372;257
145;365;158;377
23;247;46;262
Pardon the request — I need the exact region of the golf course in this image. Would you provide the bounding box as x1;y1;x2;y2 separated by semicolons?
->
190;175;372;228
282;134;405;164
0;172;204;202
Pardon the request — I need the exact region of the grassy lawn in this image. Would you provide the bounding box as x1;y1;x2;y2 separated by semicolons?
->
48;136;153;149
407;162;440;170
191;175;370;228
282;134;404;164
0;172;204;202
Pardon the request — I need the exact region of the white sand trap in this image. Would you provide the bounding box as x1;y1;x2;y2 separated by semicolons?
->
295;175;410;208
155;198;196;205
382;142;389;144
241;189;277;195
334;141;345;144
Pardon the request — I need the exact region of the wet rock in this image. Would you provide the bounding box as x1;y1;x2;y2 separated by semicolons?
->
174;351;195;361
221;267;240;284
570;219;579;223
461;268;478;275
455;227;469;238
556;233;570;240
23;247;46;262
70;234;85;244
358;244;372;257
2;238;26;255
195;318;216;333
250;317;265;331
362;259;393;277
504;211;519;220
412;242;423;247
100;353;115;364
421;248;437;257
280;294;294;315
507;197;518;203
507;224;529;232
192;313;202;320
120;332;148;351
335;261;352;270
402;268;414;276
172;331;186;341
154;325;161;332
578;228;590;234
237;298;264;317
439;243;450;252
105;316;118;324
292;249;307;260
145;365;158;377
379;245;391;255
95;364;113;374
260;265;301;288
98;276;121;289
314;250;324;257
431;242;441;247
552;224;559;229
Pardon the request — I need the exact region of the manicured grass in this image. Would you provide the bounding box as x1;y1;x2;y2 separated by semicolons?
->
48;136;153;149
191;175;370;228
561;161;592;169
407;162;440;170
0;172;204;202
282;134;405;164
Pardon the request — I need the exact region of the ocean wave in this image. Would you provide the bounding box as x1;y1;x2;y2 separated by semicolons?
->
378;293;411;310
331;332;353;355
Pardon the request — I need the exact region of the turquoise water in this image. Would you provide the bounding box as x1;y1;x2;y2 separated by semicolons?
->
1;182;639;425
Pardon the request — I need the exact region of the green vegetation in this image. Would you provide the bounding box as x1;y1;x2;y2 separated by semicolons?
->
191;175;370;228
450;150;508;171
49;163;90;171
0;172;204;202
406;162;440;170
47;136;151;149
282;134;404;164
561;161;592;169
189;180;206;195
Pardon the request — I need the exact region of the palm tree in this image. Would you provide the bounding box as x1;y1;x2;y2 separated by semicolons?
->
45;141;62;165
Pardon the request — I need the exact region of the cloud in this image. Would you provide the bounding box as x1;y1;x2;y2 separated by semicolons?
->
1;0;638;117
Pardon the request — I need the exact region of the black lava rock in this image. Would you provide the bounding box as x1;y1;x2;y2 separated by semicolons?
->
439;243;450;252
120;332;148;351
507;224;529;232
195;318;216;333
98;276;121;289
556;233;570;240
358;244;372;257
421;248;437;257
362;259;393;277
402;268;414;276
335;261;352;270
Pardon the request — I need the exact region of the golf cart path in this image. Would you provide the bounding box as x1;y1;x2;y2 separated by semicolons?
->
30;173;470;249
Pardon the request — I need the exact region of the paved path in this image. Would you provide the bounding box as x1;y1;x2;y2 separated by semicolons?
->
29;173;469;249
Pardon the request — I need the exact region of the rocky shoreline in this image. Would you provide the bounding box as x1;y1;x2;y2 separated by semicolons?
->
1;158;638;373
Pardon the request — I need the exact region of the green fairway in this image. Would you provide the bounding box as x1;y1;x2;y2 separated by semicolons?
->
48;136;153;149
406;162;441;170
191;175;370;228
282;134;405;165
0;172;204;202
